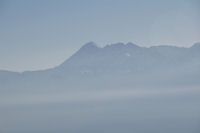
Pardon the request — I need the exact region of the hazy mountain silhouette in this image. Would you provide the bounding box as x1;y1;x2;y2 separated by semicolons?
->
0;42;200;91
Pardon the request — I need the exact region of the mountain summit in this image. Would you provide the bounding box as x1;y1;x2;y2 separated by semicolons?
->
79;41;99;51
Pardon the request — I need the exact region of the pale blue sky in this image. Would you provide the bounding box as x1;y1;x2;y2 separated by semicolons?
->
0;0;199;72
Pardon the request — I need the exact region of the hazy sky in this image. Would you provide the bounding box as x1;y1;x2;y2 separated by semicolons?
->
0;0;199;72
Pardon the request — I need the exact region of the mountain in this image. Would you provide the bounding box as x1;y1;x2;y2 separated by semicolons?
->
0;42;200;91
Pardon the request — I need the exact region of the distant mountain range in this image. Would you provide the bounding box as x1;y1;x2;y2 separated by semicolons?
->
1;42;200;92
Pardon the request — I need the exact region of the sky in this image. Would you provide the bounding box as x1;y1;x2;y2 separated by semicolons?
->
0;0;200;72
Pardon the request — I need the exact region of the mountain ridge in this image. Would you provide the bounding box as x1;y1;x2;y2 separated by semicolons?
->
0;42;200;91
1;42;199;73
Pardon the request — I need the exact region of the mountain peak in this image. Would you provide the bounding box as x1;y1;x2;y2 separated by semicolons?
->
74;42;100;56
81;42;98;49
126;42;140;48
